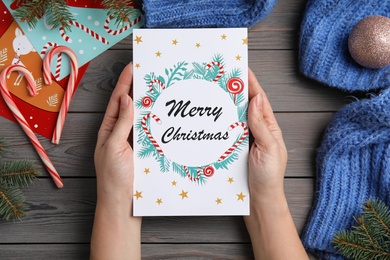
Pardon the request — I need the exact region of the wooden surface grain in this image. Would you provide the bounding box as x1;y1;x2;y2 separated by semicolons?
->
0;0;349;258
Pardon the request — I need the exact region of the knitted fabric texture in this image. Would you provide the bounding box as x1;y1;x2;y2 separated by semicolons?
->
299;0;390;91
142;0;278;28
301;87;390;259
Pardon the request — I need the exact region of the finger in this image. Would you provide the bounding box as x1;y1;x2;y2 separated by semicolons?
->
97;63;133;146
110;94;134;143
248;68;283;139
248;93;278;149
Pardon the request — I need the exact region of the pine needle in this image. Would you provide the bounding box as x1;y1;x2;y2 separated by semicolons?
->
102;0;138;27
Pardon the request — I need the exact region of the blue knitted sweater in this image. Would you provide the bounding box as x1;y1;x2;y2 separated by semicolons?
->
299;0;390;91
142;0;278;28
301;87;390;259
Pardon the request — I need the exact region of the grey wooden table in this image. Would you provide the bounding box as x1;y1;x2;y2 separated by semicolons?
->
0;0;349;258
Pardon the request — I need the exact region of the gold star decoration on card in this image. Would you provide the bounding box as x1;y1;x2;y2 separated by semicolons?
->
227;177;234;184
195;43;201;48
235;55;241;61
179;190;188;199
155;51;162;57
237;192;246;201
134;190;143;200
144;168;150;174
215;198;222;204
156;198;163;205
242;37;248;45
171;180;177;186
172;39;178;45
135;63;141;68
134;36;142;44
221;34;227;40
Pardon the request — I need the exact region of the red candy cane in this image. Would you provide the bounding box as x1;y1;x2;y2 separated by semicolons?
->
206;61;224;82
104;15;142;36
148;79;166;93
142;113;164;157
0;65;64;188
183;166;201;182
60;21;109;45
43;46;79;145
40;42;62;81
218;122;248;162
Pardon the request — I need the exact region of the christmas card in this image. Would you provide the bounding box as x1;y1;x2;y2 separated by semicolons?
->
133;28;249;216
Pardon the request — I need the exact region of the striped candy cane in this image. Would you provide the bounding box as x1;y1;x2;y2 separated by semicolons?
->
60;21;109;45
40;42;62;81
142;113;164;157
0;65;64;188
43;46;79;145
148;79;166;93
218;122;249;162
104;15;142;36
183;166;201;182
206;61;224;82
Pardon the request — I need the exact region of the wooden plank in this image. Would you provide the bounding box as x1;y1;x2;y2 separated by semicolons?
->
0;244;319;259
0;178;313;244
0;112;332;178
70;50;349;113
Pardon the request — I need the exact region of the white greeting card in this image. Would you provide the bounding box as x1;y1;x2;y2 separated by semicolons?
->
133;28;249;216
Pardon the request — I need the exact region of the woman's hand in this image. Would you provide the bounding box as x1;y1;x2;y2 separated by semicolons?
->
91;63;141;260
244;69;308;260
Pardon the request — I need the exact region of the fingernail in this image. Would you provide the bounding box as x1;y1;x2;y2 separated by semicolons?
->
256;93;263;109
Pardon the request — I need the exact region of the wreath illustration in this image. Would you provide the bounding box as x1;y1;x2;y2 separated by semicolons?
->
135;54;249;184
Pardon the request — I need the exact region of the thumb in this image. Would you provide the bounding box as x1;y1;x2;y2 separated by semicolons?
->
248;93;276;149
110;94;134;142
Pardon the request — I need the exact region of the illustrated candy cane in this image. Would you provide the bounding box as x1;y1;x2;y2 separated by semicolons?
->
60;20;109;45
206;61;224;82
43;46;79;145
183;166;201;182
142;113;164;157
0;65;64;188
104;15;142;36
148;79;166;93
40;42;62;80
218;122;249;162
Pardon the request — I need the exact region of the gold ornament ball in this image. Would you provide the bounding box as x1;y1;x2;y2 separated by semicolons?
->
348;15;390;69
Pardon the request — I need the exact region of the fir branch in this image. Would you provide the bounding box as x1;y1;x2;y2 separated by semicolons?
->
46;0;74;32
0;181;27;221
333;199;390;259
0;160;40;188
13;0;48;29
102;0;138;27
165;61;188;88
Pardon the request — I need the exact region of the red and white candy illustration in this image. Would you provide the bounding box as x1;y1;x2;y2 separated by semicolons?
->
206;61;224;82
183;166;201;182
148;78;166;93
227;77;244;104
104;15;142;36
203;165;215;178
142;96;153;107
142;113;164;157
0;65;64;188
218;122;248;162
43;46;79;145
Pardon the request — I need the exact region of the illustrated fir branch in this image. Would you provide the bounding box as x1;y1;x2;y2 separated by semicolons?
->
333;199;390;260
102;0;138;27
0;48;8;66
0;180;27;221
165;61;188;88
